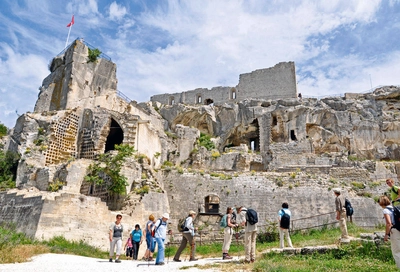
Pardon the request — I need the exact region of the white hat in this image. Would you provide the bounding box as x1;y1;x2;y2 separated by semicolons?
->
162;213;169;219
189;210;196;215
333;188;341;193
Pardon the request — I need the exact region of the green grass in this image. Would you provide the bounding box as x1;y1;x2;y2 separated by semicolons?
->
0;222;398;271
0;223;108;263
254;241;395;272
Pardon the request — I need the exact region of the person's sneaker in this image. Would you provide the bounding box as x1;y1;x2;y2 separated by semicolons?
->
155;262;165;265
109;258;113;262
224;255;232;260
251;259;255;263
115;259;121;263
189;258;198;261
173;258;181;262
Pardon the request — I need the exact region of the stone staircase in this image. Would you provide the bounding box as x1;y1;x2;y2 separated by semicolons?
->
123;115;139;146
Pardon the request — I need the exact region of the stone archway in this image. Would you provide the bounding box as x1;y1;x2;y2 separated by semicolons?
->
105;119;124;152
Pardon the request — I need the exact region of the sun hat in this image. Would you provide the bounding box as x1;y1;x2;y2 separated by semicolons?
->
162;213;169;219
189;210;196;215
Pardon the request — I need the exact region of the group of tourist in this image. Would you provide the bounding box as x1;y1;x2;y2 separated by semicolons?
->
107;178;400;269
107;205;259;265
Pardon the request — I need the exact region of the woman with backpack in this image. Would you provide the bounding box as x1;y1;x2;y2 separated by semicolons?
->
378;195;400;268
222;207;238;260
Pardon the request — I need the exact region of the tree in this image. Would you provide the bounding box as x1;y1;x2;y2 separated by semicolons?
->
84;144;134;195
0;150;20;191
0;123;7;137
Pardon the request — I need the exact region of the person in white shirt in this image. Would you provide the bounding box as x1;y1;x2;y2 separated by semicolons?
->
173;210;198;262
153;213;169;265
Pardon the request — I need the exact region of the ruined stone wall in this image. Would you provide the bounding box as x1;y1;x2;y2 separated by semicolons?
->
236;62;297;101
150;62;297;105
0;191;44;237
161;171;382;237
136;122;162;167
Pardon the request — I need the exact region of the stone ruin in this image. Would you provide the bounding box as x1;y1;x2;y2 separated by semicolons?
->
1;38;400;251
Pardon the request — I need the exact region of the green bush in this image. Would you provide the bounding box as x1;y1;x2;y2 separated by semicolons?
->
87;48;101;63
0;150;20;190
198;133;215;151
0;123;7;137
84;144;134;195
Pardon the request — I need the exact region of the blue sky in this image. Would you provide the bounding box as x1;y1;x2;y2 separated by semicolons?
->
1;0;400;128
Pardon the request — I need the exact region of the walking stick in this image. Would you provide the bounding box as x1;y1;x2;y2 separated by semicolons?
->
167;229;172;264
234;226;241;262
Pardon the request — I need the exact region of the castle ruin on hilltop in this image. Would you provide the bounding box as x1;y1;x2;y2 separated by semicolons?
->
1;39;400;251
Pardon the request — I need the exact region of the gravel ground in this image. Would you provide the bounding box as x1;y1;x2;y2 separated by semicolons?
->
0;253;238;272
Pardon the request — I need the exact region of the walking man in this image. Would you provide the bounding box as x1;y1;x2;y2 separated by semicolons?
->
173;210;198;262
153;213;169;265
236;206;257;263
333;188;349;240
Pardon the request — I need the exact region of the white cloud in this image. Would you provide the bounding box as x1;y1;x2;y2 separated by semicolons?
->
109;2;127;21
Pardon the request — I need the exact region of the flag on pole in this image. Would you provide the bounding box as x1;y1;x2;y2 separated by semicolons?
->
67;15;74;27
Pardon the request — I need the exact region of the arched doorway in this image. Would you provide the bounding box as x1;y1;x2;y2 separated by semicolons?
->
105;119;124;152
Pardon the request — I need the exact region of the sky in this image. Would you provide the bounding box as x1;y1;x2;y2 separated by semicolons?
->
1;0;400;128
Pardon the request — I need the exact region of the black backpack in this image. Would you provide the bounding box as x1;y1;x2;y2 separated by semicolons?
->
389;206;400;232
344;198;354;216
246;208;258;225
280;209;290;229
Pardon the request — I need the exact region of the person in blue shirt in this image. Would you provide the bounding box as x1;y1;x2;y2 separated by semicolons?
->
131;224;143;260
278;202;293;249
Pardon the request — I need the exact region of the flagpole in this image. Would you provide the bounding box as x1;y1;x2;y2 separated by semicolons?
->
65;25;72;49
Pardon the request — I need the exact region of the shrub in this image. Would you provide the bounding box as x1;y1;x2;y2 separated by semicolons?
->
163;161;174;167
87;48;101;63
0;123;7;137
84;144;134;195
135;185;149;195
198;133;215;151
0;150;20;190
48;179;64;192
257;220;279;243
211;150;220;159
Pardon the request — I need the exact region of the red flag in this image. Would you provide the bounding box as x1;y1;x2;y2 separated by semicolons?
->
67;15;74;27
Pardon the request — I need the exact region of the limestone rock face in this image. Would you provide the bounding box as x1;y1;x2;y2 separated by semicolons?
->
159;86;400;169
34;40;118;113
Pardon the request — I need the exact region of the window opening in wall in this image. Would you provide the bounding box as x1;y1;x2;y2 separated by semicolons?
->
250;140;255;151
89;184;94;194
272;116;277;126
105;119;124;152
197;95;202;104
169;97;175;105
204;195;220;214
231;90;236;99
290;130;297;141
249;138;259;151
205;98;214;105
